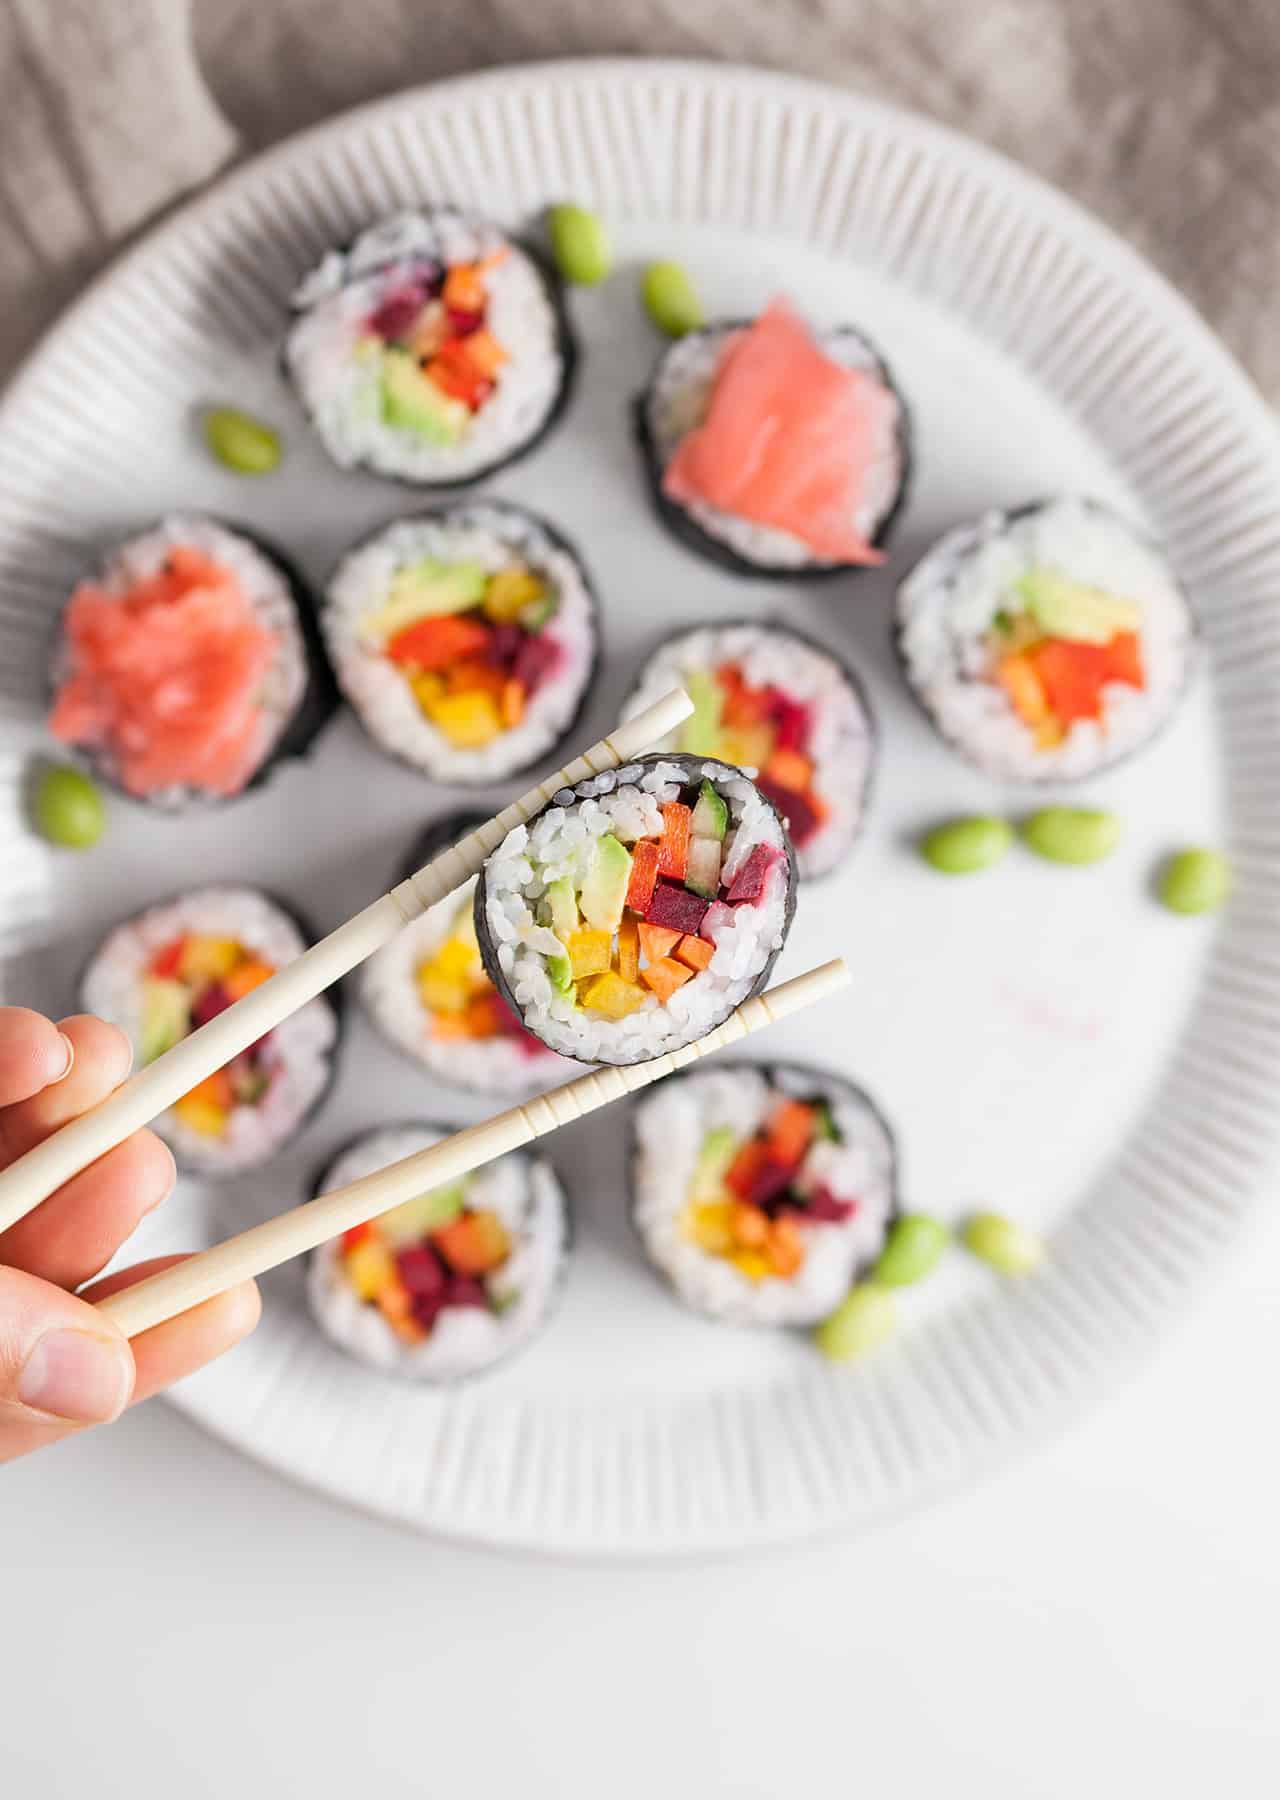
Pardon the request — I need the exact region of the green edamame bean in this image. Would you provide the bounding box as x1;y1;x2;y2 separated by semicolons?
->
1021;806;1121;866
204;407;282;474
1158;848;1231;916
872;1214;950;1288
921;815;1012;875
33;765;105;849
547;204;612;285
641;261;705;338
813;1283;896;1362
961;1211;1044;1276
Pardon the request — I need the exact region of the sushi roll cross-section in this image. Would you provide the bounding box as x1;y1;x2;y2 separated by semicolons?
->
362;812;573;1094
308;1126;570;1381
284;209;574;486
81;888;341;1175
624;622;876;877
476;754;797;1066
323;503;599;782
895;498;1196;781
48;516;334;808
632;1063;897;1328
636;298;910;577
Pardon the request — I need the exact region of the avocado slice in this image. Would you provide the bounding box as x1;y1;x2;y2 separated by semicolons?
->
689;1126;737;1205
517;588;561;632
812;1100;840;1143
546;876;579;943
380;1182;467;1247
358;558;489;646
547;951;574;995
1015;567;1141;645
690;778;729;841
140;978;191;1066
678;668;724;755
381;347;469;444
579;834;633;934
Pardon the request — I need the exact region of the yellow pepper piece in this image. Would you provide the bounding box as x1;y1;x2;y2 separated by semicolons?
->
170;1093;229;1137
178;935;243;985
344;1239;396;1301
730;1248;773;1283
716;725;776;772
566;929;612;981
681;1200;736;1255
409;672;446;715
425;688;504;747
580;970;647;1019
432;936;482;983
483;564;547;625
416;958;470;1014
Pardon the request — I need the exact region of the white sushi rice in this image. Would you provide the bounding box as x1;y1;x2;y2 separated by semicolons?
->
643;322;905;570
633;1064;896;1327
361;866;577;1093
622;623;875;877
82;887;339;1173
896;498;1196;781
306;1126;569;1381
323;504;597;782
285;210;565;484
483;759;791;1064
54;515;309;810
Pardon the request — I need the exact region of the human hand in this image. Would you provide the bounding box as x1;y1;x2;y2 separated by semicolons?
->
0;1006;259;1463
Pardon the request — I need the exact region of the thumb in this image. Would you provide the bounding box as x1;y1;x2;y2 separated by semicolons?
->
0;1263;135;1463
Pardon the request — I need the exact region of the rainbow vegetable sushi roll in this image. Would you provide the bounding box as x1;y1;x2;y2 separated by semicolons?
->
623;621;875;878
48;516;335;808
284;208;574;487
307;1125;570;1381
81;887;341;1175
476;754;797;1066
895;498;1196;781
362;812;576;1093
631;1062;897;1327
635;298;910;578
322;502;600;782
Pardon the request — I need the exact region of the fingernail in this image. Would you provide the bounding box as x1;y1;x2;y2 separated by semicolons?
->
143;1142;178;1215
18;1330;132;1423
53;1032;75;1082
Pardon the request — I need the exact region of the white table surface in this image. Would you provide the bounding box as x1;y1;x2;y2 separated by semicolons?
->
3;1201;1277;1797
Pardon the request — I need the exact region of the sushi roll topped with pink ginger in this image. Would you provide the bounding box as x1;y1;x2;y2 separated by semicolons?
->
636;298;910;577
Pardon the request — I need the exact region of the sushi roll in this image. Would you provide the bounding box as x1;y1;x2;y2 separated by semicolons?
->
476;754;797;1066
895;498;1196;781
81;887;341;1175
361;811;576;1093
631;1062;897;1328
635;298;910;578
307;1125;570;1381
48;515;335;808
283;208;574;487
622;621;875;878
323;501;600;782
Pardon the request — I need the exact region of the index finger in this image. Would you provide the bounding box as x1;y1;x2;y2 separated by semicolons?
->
0;1008;74;1108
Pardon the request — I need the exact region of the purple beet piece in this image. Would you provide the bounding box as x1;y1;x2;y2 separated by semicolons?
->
726;843;781;905
485;623;524;668
801;1186;857;1223
699;900;733;943
512;631;562;696
396;1244;446;1299
367;283;430;342
742;1158;795;1210
412;1291;445;1332
770;693;811;751
442;1275;490;1309
756;778;821;847
494;994;550;1059
191;982;233;1029
644;880;709;936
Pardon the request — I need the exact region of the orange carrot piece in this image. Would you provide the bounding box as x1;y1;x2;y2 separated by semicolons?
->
674;934;714;973
625;839;661;912
500;678;525;728
997;652;1052;726
762;747;813;793
640;956;694;1004
730;1200;769;1248
764;1099;816;1168
766;1214;805;1278
442;263;487;312
725;1139;769;1200
637;921;681;964
657;803;692;880
460;329;508;378
617;914;640;984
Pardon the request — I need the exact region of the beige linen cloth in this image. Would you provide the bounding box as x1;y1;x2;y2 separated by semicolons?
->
1;0;1278;404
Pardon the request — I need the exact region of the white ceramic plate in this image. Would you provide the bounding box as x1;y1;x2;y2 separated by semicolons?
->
2;60;1277;1554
